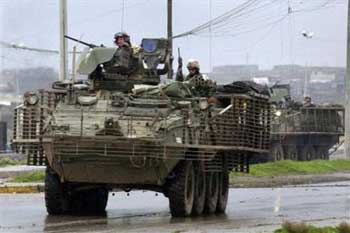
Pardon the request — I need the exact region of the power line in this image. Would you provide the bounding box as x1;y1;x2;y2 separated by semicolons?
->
173;0;344;39
173;0;260;38
0;41;58;54
0;41;81;54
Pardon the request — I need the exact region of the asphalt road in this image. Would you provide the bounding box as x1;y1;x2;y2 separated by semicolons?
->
1;182;350;233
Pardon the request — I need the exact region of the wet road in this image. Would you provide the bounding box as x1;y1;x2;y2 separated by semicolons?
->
1;182;350;233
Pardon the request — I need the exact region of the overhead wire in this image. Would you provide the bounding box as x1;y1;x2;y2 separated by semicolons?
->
173;0;260;38
206;0;282;33
1;0;345;55
173;0;344;39
0;41;58;54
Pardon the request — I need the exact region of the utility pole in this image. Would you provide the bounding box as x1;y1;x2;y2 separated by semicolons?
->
345;0;350;159
59;0;68;81
301;30;313;97
167;0;173;79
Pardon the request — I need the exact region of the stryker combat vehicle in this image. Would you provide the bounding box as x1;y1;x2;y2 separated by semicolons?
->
270;84;344;161
12;38;270;217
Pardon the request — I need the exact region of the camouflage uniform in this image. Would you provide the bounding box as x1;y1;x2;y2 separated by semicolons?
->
104;32;140;75
105;44;134;75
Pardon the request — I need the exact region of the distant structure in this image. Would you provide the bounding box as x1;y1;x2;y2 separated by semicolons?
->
211;65;259;83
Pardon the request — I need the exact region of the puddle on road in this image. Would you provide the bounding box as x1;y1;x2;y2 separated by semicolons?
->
274;188;281;213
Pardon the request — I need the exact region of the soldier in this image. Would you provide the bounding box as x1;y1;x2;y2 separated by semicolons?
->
176;59;216;97
303;96;315;107
104;32;135;75
176;59;201;82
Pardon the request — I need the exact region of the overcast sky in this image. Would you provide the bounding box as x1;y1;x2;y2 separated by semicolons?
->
0;0;347;72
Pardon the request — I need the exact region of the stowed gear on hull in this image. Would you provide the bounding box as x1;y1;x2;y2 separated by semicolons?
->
12;37;271;217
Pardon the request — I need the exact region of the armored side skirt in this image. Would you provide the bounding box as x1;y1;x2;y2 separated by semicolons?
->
40;136;259;186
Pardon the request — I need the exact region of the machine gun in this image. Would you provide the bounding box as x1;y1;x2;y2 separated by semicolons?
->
64;35;100;48
175;48;184;81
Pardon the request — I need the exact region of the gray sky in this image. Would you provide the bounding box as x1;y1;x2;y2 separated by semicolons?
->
0;0;347;72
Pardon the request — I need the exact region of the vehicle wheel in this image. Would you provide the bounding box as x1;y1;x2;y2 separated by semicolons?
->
285;145;298;160
192;162;206;216
271;144;284;161
168;161;195;217
300;145;316;161
204;172;219;214
45;168;70;215
317;146;329;160
216;172;229;213
71;187;109;214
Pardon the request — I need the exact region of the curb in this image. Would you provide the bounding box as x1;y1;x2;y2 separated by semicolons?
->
230;173;350;188
0;184;44;193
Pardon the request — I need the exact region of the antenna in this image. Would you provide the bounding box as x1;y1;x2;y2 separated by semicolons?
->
59;0;68;81
121;0;125;31
167;0;173;79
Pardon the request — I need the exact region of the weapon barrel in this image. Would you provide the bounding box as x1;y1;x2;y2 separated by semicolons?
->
64;35;97;48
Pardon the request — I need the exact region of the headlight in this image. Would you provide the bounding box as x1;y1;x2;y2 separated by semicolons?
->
275;110;282;117
24;92;39;105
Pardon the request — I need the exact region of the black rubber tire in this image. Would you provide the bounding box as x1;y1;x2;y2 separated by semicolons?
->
204;172;219;214
168;161;195;217
71;188;109;214
300;145;316;161
216;172;229;213
45;168;70;215
271;144;284;161
285;145;298;160
316;146;330;160
192;162;206;216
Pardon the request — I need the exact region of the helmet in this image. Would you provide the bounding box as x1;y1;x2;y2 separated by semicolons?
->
114;32;130;43
187;59;200;69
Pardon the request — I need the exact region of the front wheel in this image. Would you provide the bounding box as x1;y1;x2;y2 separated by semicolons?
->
271;144;284;161
316;146;329;160
168;161;195;217
45;168;70;215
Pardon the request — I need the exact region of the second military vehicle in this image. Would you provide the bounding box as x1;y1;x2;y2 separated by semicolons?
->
12;38;270;217
270;84;344;161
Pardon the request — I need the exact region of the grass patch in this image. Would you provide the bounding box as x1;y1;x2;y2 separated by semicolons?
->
275;221;350;233
9;170;45;183
0;158;25;167
233;160;350;177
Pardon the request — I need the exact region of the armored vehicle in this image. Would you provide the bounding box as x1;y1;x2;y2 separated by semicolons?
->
12;38;270;217
270;84;344;161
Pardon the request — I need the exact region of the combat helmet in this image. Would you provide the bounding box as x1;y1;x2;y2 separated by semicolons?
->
187;59;200;70
114;32;131;45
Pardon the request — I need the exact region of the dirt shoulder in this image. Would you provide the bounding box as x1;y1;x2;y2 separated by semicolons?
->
231;172;350;188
